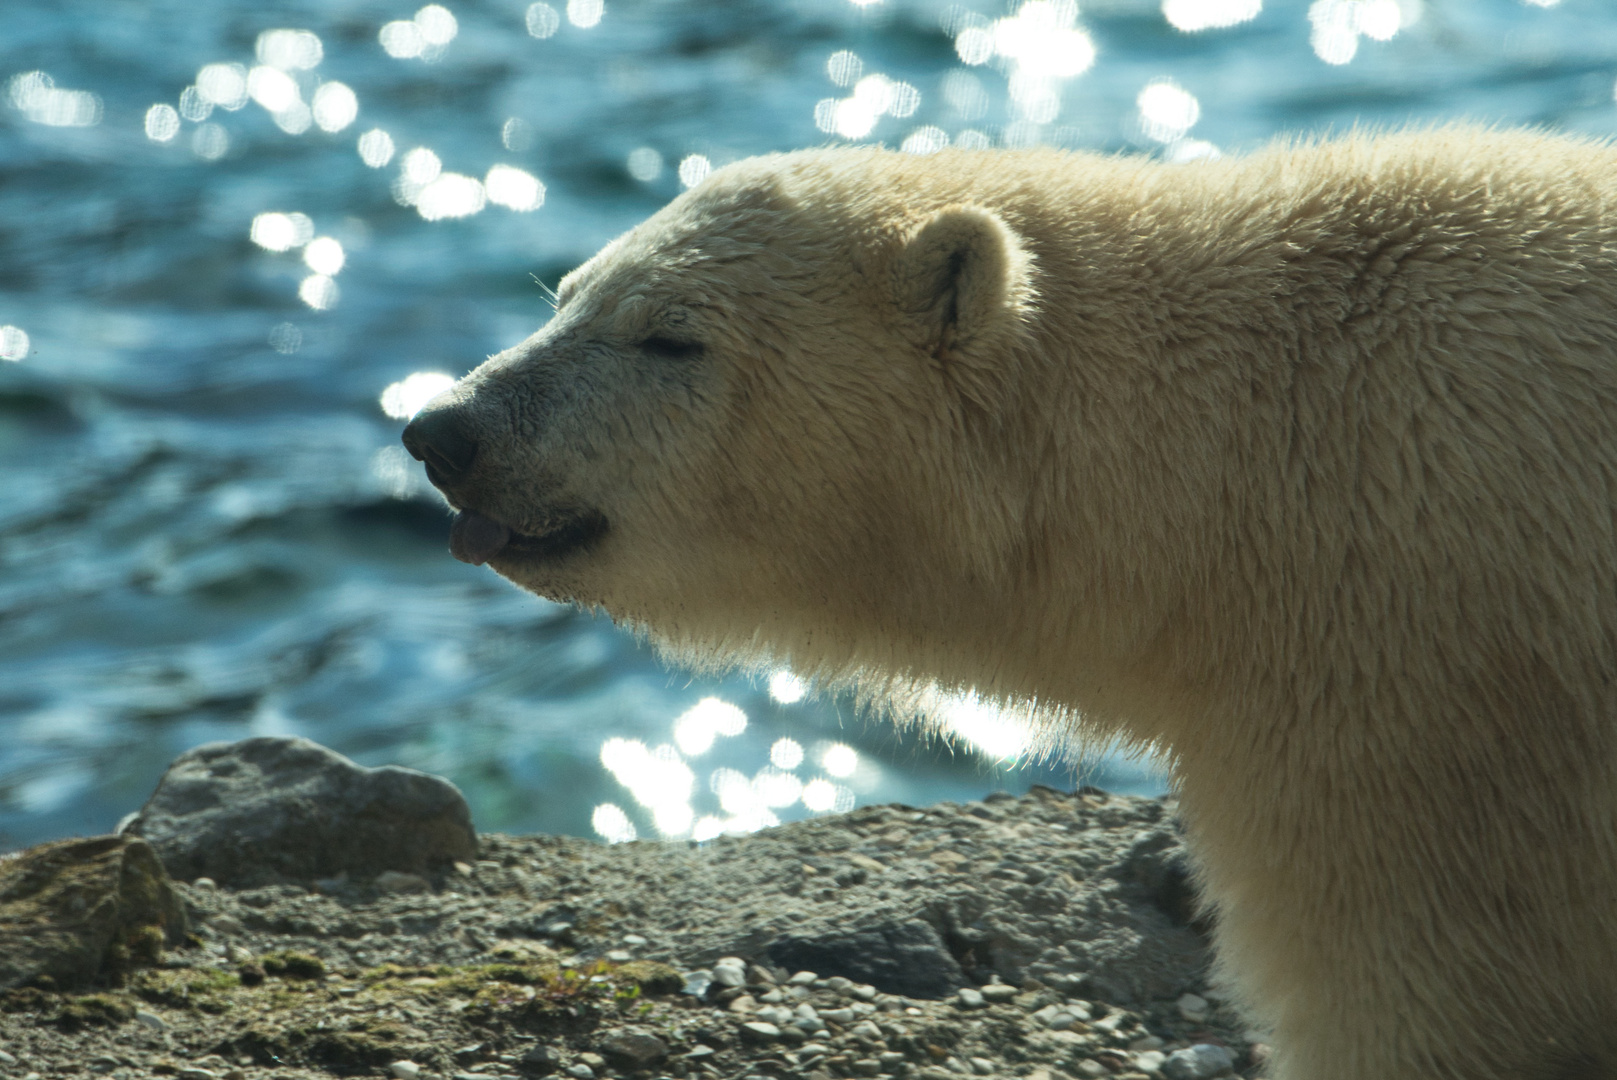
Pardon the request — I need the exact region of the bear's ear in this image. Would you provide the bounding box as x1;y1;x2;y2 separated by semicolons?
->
891;205;1036;407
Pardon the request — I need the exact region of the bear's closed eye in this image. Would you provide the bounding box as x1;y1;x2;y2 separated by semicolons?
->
640;336;703;360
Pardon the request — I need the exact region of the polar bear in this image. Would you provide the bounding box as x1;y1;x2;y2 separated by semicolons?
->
402;128;1617;1080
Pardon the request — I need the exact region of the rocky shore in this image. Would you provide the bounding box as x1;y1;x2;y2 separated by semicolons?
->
0;739;1259;1080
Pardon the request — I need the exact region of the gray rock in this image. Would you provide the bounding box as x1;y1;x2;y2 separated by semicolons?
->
123;737;476;887
1162;1044;1235;1080
598;1031;669;1069
521;1046;562;1074
767;918;966;998
565;1065;593;1080
955;988;985;1009
0;834;187;990
740;1022;781;1042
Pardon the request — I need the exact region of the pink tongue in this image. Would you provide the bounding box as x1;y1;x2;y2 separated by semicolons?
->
449;511;512;566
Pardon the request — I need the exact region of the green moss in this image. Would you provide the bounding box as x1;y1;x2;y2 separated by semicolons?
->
0;987;54;1014
261;951;326;979
56;993;135;1030
131;966;240;1009
613;961;684;996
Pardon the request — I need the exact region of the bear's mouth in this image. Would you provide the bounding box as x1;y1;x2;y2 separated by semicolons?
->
449;508;608;566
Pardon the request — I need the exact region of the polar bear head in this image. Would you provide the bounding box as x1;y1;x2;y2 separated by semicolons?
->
402;151;1039;670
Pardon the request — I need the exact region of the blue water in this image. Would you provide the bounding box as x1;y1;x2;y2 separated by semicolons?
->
3;0;1615;853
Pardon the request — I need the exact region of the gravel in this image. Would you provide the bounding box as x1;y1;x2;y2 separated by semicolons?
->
0;784;1263;1080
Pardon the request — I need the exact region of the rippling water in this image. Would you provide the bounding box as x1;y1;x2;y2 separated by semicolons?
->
3;0;1615;853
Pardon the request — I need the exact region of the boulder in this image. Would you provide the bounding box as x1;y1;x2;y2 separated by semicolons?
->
0;834;187;989
123;737;476;888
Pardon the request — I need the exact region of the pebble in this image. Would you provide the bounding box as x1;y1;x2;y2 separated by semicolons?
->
788;971;818;986
130;1010;167;1032
565;1066;593;1080
954;988;985;1010
826;977;853;992
522;1047;562;1070
740;1022;781;1042
191;877;216;890
969;1058;995;1075
798;1044;830;1057
1072;1062;1106;1080
1162;1044;1235;1080
390;1062;421;1080
851;1060;881;1077
728;994;757;1013
622;934;648;946
375;871;431;894
682;970;713;997
0;1050;15;1066
1135;1049;1167;1074
849;1020;884;1040
208;914;245;936
756;1006;794;1025
605;950;632;962
850;984;878;1001
979;983;1018;1004
821;1008;856;1024
598;1031;668;1068
712;964;747;988
1176;993;1210;1023
177;1069;218;1080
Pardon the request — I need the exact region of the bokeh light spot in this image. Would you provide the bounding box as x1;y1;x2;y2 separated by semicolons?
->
313;82;358;132
627;146;663;182
678;154;712;188
303;236;345;275
592;803;636;843
827;50;863;86
486;165;545;210
196;63;249;110
1162;0;1262;31
250;211;315;252
256;29;324;70
567;0;605;29
820;743;858;778
769;737;805;770
768;670;806;704
526;2;562;37
144;104;180;142
416;5;460;46
1138;79;1201;141
380;372;457;420
415;173;486;220
191;123;230;160
8;72;102;127
299;274;340;310
358;128;395;167
0;326;29;362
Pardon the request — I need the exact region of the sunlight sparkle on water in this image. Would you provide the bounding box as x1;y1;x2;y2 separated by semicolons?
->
8;72;101;127
599;738;697;836
196;63;249;110
802;778;855;813
313;83;358;132
568;0;605;29
145;104;180;142
248;66;300;113
678;154;712;188
932;690;1034;761
526;2;562;37
1138;80;1201;142
179;87;212;122
768;670;806;704
256;29;323;70
902;126;949;154
193;123;229;160
485;165;545;211
592;803;637;843
380;372;457;420
358;129;395;168
303;237;345;276
250;212;315;252
672;697;747;756
815;73;921;139
299;274;339;310
1162;0;1262;31
627;147;663;182
820;742;858;778
827;50;863;87
770;738;805;770
381;6;459;60
0;326;29;362
1309;0;1403;65
416;173;486;220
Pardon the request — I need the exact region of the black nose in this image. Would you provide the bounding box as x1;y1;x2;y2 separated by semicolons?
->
402;406;479;485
